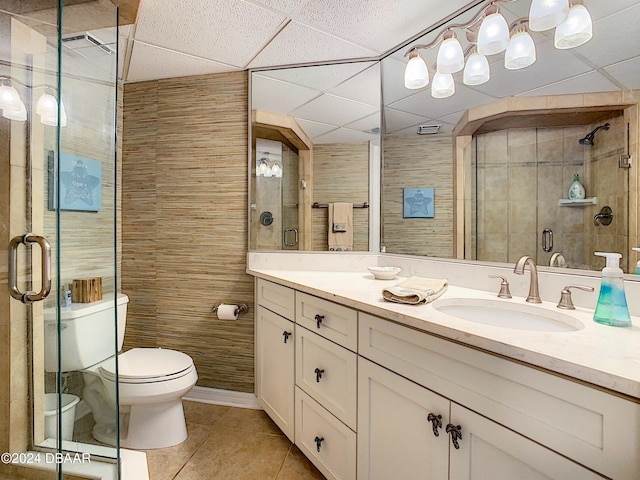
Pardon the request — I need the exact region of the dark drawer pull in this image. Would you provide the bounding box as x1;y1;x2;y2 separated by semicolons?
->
315;314;324;329
314;436;324;452
282;331;291;344
314;368;325;383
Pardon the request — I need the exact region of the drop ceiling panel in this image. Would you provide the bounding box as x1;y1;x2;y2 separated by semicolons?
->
251;74;320;114
327;64;381;107
294;0;475;54
572;6;640;69
295;119;338;139
345;113;380;133
389;83;495;120
604;57;640;91
314;127;378;144
248;21;378;69
246;0;310;15
134;0;287;68
258;62;375;91
291;93;379;126
384;107;431;134
522;71;623;97
127;42;239;83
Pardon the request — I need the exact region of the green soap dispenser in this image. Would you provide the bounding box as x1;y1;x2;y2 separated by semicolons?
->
593;252;632;327
633;248;640;275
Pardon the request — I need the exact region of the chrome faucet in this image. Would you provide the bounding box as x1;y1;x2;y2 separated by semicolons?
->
513;256;541;303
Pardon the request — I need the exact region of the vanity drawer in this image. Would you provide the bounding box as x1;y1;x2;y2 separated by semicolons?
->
296;326;357;430
359;312;640;480
295;386;356;480
257;278;295;320
296;291;357;351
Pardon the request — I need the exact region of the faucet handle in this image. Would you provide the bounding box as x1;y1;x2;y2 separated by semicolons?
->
557;285;595;310
488;275;512;299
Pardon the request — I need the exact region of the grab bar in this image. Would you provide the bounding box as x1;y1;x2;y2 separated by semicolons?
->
9;233;52;304
312;202;369;209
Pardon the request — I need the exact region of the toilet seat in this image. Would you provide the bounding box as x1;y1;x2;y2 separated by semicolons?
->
99;348;195;384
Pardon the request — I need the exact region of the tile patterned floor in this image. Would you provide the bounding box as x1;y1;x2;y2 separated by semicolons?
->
143;401;326;480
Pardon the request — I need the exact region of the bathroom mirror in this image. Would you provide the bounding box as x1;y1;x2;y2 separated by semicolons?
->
381;0;639;273
250;61;380;252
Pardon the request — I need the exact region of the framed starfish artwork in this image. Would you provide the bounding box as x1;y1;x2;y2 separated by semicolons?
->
47;151;102;212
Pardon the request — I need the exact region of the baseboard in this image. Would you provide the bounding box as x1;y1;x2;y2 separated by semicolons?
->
183;386;261;410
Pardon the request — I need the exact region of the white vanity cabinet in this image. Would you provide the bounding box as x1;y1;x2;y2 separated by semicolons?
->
255;280;296;441
359;312;640;480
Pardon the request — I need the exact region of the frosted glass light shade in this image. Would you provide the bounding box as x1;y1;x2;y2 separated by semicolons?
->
437;37;464;74
477;13;510;56
431;72;455;99
554;4;592;49
529;0;569;32
463;53;490;85
2;101;27;121
404;53;429;89
0;84;23;110
38;94;67;127
505;31;536;69
271;163;283;178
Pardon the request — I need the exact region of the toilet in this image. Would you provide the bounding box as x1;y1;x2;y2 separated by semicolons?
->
44;293;198;449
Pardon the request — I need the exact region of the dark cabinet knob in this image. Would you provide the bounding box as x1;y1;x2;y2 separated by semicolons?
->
314;436;324;452
446;424;462;449
282;331;291;344
427;413;443;437
314;368;325;383
314;314;324;329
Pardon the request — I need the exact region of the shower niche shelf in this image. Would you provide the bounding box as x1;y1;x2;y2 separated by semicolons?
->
558;197;597;207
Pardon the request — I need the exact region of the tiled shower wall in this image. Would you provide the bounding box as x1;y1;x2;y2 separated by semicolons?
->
122;72;255;392
474;119;628;270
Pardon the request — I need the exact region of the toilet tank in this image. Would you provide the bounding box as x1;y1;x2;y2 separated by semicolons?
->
44;293;128;373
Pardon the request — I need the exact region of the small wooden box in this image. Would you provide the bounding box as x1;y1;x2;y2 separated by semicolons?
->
71;277;103;303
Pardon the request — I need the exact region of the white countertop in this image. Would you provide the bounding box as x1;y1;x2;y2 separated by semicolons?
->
248;268;640;400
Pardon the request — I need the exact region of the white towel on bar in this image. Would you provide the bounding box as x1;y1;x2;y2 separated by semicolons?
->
328;202;353;251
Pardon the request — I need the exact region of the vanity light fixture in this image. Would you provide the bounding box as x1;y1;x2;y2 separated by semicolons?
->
402;0;593;99
431;72;455;99
528;0;569;32
404;50;429;89
463;49;490;85
477;9;510;56
505;22;536;70
37;91;68;127
436;32;465;74
0;78;27;121
554;3;592;49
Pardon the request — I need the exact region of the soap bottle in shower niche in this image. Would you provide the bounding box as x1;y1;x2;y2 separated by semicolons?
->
568;173;585;200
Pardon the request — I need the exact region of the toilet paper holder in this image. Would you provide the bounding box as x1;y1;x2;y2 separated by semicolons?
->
211;303;248;316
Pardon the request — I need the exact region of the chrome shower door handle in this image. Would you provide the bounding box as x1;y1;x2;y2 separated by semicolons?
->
542;228;553;253
9;233;52;304
283;228;299;247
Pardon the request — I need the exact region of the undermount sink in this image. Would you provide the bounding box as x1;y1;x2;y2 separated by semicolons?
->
433;298;584;332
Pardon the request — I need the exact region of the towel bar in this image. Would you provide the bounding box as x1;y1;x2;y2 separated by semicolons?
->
312;202;369;209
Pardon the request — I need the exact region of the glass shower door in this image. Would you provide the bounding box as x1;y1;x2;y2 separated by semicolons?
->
1;1;120;478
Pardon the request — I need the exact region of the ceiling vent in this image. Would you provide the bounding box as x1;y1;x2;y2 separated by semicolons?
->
62;32;113;55
366;127;381;135
417;124;441;135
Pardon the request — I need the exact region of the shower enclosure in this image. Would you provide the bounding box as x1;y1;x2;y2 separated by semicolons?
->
1;1;121;478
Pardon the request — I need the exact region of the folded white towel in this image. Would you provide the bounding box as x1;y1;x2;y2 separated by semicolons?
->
382;276;448;305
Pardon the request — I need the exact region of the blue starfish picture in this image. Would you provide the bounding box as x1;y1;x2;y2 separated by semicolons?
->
57;153;102;211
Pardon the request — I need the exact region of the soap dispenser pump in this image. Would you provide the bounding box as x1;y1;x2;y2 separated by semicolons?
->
633;248;640;274
593;252;631;327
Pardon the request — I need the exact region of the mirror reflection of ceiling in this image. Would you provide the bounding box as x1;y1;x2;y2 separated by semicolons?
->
383;0;640;136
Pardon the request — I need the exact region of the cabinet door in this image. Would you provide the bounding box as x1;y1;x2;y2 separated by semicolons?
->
256;306;295;441
449;403;604;480
357;358;449;480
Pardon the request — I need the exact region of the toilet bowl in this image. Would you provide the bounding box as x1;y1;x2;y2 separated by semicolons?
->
83;348;198;449
44;294;198;449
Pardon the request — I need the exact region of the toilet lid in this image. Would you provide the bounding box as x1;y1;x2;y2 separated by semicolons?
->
99;348;194;382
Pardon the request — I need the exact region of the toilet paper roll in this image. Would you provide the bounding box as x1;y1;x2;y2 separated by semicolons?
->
217;304;238;320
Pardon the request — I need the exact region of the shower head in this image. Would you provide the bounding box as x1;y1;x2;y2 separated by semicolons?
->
579;123;610;146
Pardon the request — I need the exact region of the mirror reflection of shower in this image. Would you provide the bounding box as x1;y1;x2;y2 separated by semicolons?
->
579;123;610;146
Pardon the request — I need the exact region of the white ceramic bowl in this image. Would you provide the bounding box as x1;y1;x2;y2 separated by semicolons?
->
368;266;401;280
